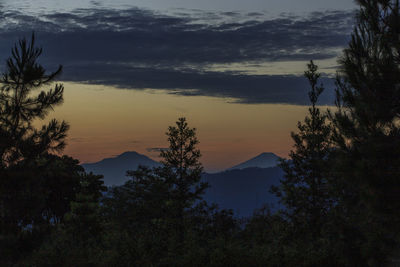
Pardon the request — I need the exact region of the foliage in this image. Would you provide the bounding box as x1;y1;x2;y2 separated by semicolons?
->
328;0;400;264
3;1;400;264
0;154;84;265
269;61;336;265
0;34;67;167
273;61;333;223
31;173;107;267
0;34;79;265
100;118;242;266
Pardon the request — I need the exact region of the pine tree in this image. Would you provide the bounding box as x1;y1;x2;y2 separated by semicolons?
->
0;34;70;264
0;33;67;166
329;0;400;264
103;118;209;265
271;61;334;264
159;117;208;224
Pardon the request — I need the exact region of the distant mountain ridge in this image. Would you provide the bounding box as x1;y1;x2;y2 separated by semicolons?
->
228;152;280;170
82;151;283;216
82;151;161;186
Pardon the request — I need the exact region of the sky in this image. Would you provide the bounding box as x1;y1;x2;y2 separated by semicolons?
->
0;0;357;171
1;0;356;14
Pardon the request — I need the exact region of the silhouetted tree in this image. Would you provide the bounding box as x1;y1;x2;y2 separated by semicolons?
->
329;0;400;264
32;173;106;267
0;34;72;265
271;61;334;265
240;207;292;266
158;117;208;241
101;118;224;265
0;154;85;265
0;33;67;166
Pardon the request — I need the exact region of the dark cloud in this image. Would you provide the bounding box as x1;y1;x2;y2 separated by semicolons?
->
0;8;354;104
62;63;335;105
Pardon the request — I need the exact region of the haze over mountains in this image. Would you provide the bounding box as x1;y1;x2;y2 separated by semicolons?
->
82;151;283;216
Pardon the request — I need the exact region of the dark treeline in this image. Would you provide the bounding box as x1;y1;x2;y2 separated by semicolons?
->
1;0;400;266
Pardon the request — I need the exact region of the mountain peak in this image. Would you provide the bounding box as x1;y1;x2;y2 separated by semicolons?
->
228;152;280;170
117;151;140;158
256;152;277;157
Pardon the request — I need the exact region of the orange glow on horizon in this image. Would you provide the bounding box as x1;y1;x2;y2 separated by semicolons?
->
35;82;326;172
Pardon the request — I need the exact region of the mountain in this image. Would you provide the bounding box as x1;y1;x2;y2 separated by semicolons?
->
82;151;161;186
82;151;284;217
228;152;280;170
203;167;283;217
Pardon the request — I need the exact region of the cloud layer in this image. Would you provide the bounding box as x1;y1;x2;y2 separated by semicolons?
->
0;8;355;104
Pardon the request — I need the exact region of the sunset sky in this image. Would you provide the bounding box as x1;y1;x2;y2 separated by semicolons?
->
0;0;357;171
